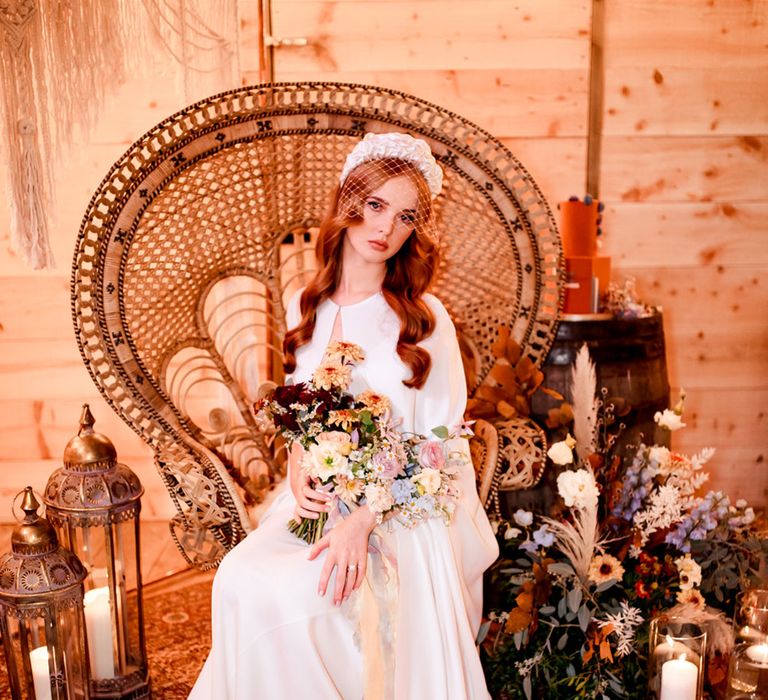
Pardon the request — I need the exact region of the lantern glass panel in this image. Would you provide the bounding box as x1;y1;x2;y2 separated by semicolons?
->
56;517;144;681
0;603;89;700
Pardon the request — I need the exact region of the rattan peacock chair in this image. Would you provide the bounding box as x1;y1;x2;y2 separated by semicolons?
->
72;83;563;569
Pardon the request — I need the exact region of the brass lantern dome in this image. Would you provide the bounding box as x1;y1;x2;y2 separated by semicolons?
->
47;405;143;514
0;488;86;597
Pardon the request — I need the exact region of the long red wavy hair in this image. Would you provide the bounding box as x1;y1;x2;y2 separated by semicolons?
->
283;157;439;389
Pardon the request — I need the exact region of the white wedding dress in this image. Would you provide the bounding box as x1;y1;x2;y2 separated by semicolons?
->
189;291;499;699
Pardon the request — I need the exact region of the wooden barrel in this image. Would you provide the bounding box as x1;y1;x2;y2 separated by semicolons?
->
531;312;671;451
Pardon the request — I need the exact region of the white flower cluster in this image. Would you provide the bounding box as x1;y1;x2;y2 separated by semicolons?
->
599;602;644;657
557;468;599;510
632;484;684;548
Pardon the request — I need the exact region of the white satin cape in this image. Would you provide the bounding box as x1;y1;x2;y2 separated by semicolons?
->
189;291;499;699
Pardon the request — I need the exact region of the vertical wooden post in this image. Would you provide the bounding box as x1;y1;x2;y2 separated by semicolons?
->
257;0;275;83
586;0;605;198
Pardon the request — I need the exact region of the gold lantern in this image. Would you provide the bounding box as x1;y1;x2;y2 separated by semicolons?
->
43;406;150;699
0;487;90;699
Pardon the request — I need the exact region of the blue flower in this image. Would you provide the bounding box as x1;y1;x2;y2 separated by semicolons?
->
391;479;414;505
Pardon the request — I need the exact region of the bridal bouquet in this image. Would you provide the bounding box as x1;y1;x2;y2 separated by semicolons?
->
254;340;464;543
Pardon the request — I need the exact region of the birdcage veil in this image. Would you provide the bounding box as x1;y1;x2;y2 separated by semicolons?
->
334;132;443;243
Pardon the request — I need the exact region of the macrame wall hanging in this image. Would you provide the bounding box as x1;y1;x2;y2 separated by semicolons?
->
0;0;239;270
142;0;240;104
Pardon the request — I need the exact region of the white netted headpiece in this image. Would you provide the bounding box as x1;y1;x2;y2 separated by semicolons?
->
339;132;443;198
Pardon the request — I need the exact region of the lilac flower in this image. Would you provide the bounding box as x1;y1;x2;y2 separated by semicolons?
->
520;525;555;552
513;509;533;527
664;490;731;552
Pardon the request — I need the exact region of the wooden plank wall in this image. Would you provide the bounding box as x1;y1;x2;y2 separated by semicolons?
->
598;0;768;499
0;0;765;523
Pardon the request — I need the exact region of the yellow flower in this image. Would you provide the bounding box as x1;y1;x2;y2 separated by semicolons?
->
356;390;391;417
587;554;625;585
324;341;365;364
312;361;352;391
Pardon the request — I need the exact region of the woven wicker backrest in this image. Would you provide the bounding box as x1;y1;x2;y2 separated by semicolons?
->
72;83;563;568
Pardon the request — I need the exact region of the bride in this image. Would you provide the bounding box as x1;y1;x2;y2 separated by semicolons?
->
189;132;498;699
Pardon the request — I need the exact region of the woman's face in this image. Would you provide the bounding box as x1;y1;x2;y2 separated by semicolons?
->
342;175;420;265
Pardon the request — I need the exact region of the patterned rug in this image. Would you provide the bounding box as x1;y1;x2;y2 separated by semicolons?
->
0;569;214;699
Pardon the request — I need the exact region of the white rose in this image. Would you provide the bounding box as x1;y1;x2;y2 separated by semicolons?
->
654;409;686;431
364;483;394;514
547;437;574;466
557;469;599;510
743;507;755;524
413;467;442;495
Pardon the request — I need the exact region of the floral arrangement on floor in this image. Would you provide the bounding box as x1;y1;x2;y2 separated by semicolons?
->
254;340;465;543
480;346;767;699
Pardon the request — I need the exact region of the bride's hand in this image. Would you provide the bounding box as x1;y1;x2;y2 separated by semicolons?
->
307;506;377;606
289;443;330;521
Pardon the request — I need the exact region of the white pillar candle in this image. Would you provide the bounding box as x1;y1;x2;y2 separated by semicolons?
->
29;646;52;700
660;655;699;700
747;643;768;665
84;586;115;679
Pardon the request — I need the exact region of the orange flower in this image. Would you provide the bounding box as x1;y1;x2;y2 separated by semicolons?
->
356;390;390;417
324;341;365;364
327;409;357;431
676;588;705;608
313;361;352;391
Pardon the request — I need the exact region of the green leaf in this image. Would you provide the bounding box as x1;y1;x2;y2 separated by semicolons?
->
549;562;576;578
567;587;583;613
476;621;491;645
578;603;591;632
431;425;450;439
595;578;618;593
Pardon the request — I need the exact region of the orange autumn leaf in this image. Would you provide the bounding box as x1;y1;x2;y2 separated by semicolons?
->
474;385;509;405
516;587;534;612
497;400;517;419
539;385;565;401
505;339;522;365
491;325;511;359
488;362;521;393
505;606;532;634
465;399;498;420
